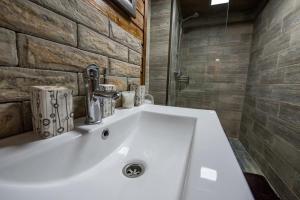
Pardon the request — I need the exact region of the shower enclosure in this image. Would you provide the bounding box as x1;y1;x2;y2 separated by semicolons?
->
167;0;251;138
150;0;300;198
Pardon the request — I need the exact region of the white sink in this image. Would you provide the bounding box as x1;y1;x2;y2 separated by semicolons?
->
0;104;254;200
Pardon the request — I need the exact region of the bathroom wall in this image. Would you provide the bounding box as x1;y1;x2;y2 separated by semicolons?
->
0;0;148;139
176;23;253;138
167;0;181;106
149;0;172;105
240;0;300;199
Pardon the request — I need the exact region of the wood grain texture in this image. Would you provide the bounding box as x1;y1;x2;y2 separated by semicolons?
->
87;0;144;41
137;0;145;16
0;103;23;139
141;0;148;84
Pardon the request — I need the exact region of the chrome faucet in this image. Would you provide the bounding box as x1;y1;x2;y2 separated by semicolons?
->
84;64;120;124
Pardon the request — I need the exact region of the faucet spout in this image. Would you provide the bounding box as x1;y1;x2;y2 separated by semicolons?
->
93;90;120;99
84;64;119;125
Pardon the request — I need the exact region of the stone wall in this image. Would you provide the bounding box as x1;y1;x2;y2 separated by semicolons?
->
0;0;144;139
240;0;300;199
176;23;253;138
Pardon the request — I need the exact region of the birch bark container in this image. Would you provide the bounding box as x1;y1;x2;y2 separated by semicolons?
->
99;84;116;118
130;84;146;106
31;86;74;138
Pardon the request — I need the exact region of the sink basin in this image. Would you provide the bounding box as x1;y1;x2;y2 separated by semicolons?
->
0;104;254;200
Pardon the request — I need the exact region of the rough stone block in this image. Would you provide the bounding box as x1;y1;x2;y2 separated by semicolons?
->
0;102;23;138
109;58;141;78
129;49;142;65
22;101;33;132
105;76;128;91
73;96;86;119
78;25;128;62
30;0;109;36
18;34;108;72
0;28;18;66
0;67;78;102
110;21;142;53
0;0;77;46
128;77;141;87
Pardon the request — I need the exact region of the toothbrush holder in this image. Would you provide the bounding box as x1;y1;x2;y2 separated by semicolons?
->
31;86;74;138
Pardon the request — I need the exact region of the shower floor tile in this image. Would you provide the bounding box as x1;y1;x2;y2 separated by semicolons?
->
228;138;263;175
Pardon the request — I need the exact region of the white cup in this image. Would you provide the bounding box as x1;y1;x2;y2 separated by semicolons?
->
122;91;135;108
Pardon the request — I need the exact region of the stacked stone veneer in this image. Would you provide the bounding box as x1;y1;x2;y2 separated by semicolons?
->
0;0;143;139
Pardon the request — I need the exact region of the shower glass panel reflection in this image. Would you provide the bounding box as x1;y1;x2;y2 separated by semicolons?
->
169;1;252;138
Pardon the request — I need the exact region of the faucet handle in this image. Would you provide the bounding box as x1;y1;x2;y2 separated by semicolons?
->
85;64;99;79
112;92;120;100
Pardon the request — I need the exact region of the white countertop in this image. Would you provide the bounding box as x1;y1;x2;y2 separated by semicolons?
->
0;104;253;200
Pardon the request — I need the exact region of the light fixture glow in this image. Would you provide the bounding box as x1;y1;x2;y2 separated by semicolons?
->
211;0;229;6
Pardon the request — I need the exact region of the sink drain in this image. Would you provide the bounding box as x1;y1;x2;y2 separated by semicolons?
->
122;162;145;178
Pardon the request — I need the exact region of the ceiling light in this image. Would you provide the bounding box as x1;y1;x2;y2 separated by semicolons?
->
211;0;229;6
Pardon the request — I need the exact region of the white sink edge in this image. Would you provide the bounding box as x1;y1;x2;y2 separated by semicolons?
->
0;104;254;200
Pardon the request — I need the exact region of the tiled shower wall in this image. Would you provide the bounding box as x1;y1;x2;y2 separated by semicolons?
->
167;0;180;106
240;0;300;199
176;23;253;138
0;0;143;139
149;0;172;105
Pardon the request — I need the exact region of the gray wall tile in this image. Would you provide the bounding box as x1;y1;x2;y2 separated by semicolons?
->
240;0;300;198
176;23;253;137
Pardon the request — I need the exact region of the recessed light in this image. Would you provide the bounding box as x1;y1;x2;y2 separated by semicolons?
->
211;0;229;6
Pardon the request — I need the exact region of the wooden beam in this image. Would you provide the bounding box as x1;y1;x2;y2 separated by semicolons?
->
137;0;145;16
141;0;148;85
